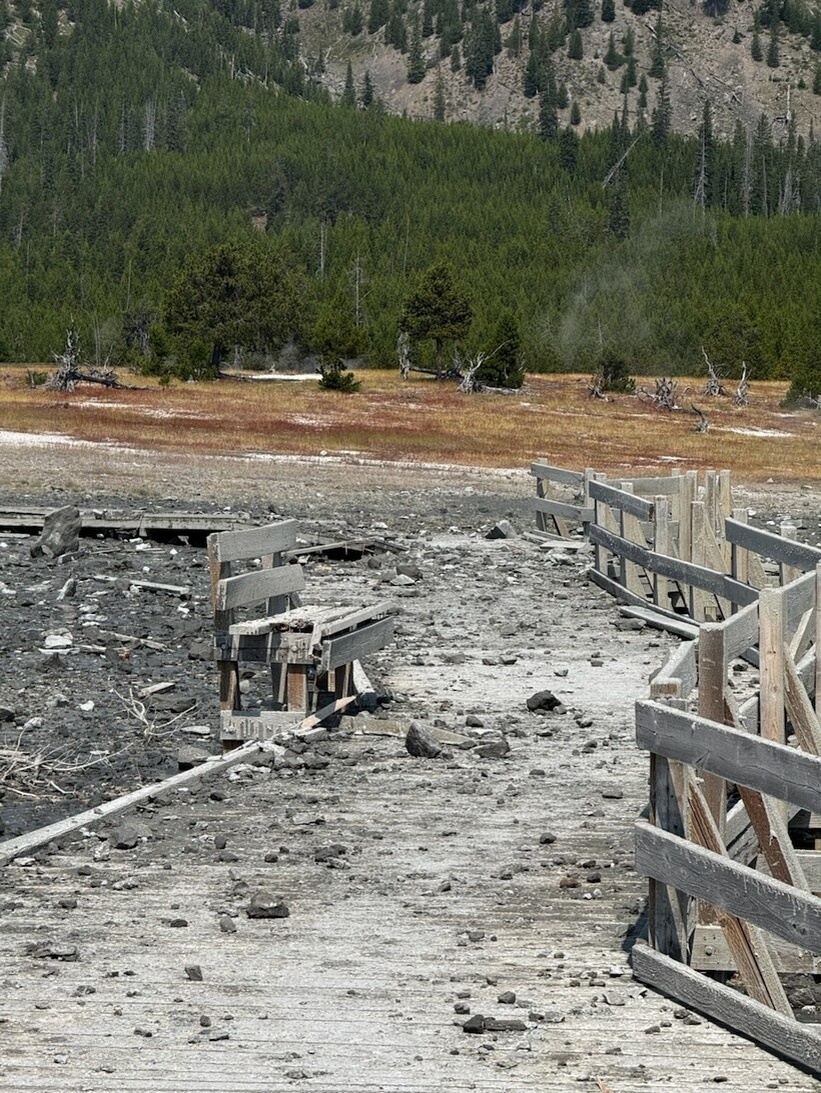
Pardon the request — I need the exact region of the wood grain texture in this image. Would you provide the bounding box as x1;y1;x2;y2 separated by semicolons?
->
207;520;299;564
634;820;821;953
216;564;306;612
635;700;821;814
632;941;821;1073
724;518;821;572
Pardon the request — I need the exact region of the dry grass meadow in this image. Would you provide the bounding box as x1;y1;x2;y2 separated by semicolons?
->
0;367;818;486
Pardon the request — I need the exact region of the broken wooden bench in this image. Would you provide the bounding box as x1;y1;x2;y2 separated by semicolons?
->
208;519;394;746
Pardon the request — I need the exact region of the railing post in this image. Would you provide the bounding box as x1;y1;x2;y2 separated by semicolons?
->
731;506;749;585
759;586;786;821
697;623;727;836
653;495;669;609
780;520;800;586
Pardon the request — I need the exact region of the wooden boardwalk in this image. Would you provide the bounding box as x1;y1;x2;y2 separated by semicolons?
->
1;532;820;1091
3;740;819;1089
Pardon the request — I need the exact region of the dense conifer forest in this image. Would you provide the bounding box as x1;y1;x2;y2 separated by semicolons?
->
0;0;819;400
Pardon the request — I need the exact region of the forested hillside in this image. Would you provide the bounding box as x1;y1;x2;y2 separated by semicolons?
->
0;0;819;399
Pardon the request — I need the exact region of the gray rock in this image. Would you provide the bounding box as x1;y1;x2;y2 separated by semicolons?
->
109;821;152;850
31;506;81;559
485;520;516;540
0;705;15;723
526;690;562;713
246;892;290;919
462;1014;486;1033
475;737;510;759
484;1016;527;1032
396;562;423;580
405;720;442;759
178;745;211;770
314;843;347;863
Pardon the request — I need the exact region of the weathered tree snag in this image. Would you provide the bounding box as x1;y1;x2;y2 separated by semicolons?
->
397;330;411;379
733;362;750;407
637;377;681;411
701;346;727;397
692;404;710;432
588;373;607;400
46;329;134;391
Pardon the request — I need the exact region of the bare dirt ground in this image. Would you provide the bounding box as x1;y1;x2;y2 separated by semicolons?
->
0;434;820;1091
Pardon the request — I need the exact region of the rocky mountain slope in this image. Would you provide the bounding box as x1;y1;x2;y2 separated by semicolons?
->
297;0;817;139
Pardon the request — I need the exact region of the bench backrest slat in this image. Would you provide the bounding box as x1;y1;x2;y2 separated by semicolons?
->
208;520;299;565
216;563;306;612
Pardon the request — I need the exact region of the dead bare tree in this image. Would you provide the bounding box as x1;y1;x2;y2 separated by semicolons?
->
701;346;726;396
733;361;750;407
456;353;484;393
691;404;710;432
588;373;607;400
46;328;132;391
451;347;523;395
637;377;680;410
397;329;411;379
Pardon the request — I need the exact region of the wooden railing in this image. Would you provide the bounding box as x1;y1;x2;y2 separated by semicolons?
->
531;461;821;1069
634;562;821;1072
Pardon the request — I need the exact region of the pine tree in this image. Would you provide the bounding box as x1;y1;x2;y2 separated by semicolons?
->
407;17;426;82
564;0;593;30
343;3;364;33
433;68;446;120
624;53;637;88
811;12;821;51
751;16;763;61
538;89;558;140
399;263;472;376
766;21;779;67
570;100;581;125
604;32;622;70
385;1;407;50
607;170;630;239
601;0;615;22
422;0;434;36
506;15;523;57
651;73;672;145
477;310;525;388
568;28;583;59
814;63;821;94
523;49;539;96
341;61;357;105
648;13;665;77
360;69;375;105
559;124;579;169
367;0;389;32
